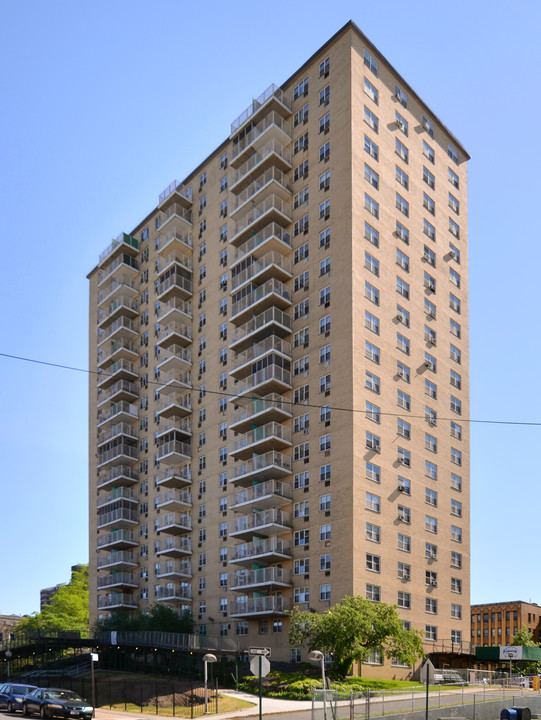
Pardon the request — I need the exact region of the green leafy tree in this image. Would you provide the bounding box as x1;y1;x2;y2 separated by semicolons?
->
289;595;424;678
16;566;89;636
511;625;540;674
95;605;194;634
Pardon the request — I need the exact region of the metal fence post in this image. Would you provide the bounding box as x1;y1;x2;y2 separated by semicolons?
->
155;680;158;714
172;681;175;717
366;687;370;720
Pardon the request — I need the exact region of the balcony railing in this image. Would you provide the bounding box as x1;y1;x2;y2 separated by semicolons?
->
97;401;138;425
158;298;192;320
97;254;139;287
155;394;192;417
156;228;192;254
96;530;137;549
156;320;192;345
230;307;291;348
156;489;192;510
97;551;136;569
159;180;193;206
232;111;292;161
231;278;291;320
155;464;192;488
155;536;192;556
232;451;292;483
157;370;192;393
98;317;138;345
98;340;138;365
231;84;291;134
156;440;191;461
231;141;292;194
97;443;138;467
156;345;192;369
97;572;137;588
155;418;192;438
98;296;139;326
155;585;192;601
97;422;137;446
161;202;192;227
156;251;193;275
231;509;291;535
231;251;291;291
231;336;291;372
97;276;138;307
97;487;137;508
97;380;138;407
232;167;291;214
233;365;291;398
230;393;292;430
230;595;291;616
98;359;137;387
230;537;291;562
232;222;291;259
231;567;291;590
155;560;192;578
99;233;139;266
97;507;138;528
231;421;291;453
97;593;138;609
155;273;193;299
155;513;192;533
97;465;139;489
231;479;292;509
231;193;291;241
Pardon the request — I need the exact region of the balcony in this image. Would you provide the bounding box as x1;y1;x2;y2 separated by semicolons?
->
230;194;291;246
155;512;192;535
99;233;139;267
97;296;139;328
232;222;291;262
97;254;139;288
156;228;192;256
157;370;192;395
155;584;192;602
97;506;138;529
155;393;191;420
97;317;138;346
97;529;137;550
229;307;291;352
231;450;292;487
97;275;138;308
155;536;192;557
155;418;192;440
155;464;191;490
230;422;291;460
97;487;137;509
230;509;291;540
230;336;291;380
156;251;193;279
231;84;291;136
231;109;292;167
156;439;191;464
97;422;137;447
97;593;138;610
98;379;138;406
159;180;193;209
230;278;291;325
97;465;139;491
231;251;292;293
156;320;192;348
156;345;192;372
97;359;138;389
97;572;137;589
229;595;291;617
97;551;137;571
97;401;138;427
156;489;192;512
155;560;192;579
230;537;291;565
97;340;138;367
97;442;138;468
160;202;192;230
158;297;192;323
155;270;192;302
230;567;291;592
230;480;292;511
229;393;291;433
231;167;291;219
231;364;291;399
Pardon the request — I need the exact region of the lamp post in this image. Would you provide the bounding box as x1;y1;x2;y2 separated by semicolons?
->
5;650;12;680
90;653;99;718
309;651;326;720
203;653;217;714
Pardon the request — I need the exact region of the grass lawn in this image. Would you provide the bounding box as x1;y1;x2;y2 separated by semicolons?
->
105;695;254;716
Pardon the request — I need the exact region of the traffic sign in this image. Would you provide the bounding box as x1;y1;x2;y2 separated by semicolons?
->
249;646;271;657
250;655;271;678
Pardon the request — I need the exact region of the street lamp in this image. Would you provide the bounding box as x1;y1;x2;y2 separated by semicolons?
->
203;653;217;714
5;650;12;680
309;651;327;720
90;653;99;718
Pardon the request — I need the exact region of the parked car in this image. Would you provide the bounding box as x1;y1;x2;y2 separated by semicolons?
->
21;689;93;719
0;684;38;713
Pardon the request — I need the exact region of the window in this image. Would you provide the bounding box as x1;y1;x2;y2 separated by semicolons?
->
397;389;411;410
450;268;461;289
294;132;309;154
294;189;309;211
426;598;438;614
365;281;379;305
425;461;437;481
397;362;410;383
451;525;462;543
319;434;331;452
396;249;409;272
294;103;309;127
449;167;459;188
364;106;379;132
319;142;330;162
365;192;379;218
366;432;380;452
319;113;330;134
320;85;330;106
396;332;410;355
398;591;411;609
365;370;380;393
320;554;331;571
366;584;381;602
396;221;409;243
319;494;331;512
425;626;437;641
398;562;410;580
366;492;380;513
294;442;310;461
320;227;331;247
365;252;379;276
451;551;462;568
424;219;436;241
320;344;331;364
320;464;331;482
320;404;331;423
364;49;378;75
294;471;310;489
365;163;379;189
320;584;331;601
395;139;408;163
451;578;462;594
293;357;309;377
425;433;437;452
364;223;379;248
426;488;437;507
364;135;379;161
451;447;462;466
448;143;459;164
423;193;435;215
365;311;380;334
449;192;460;214
366;400;381;422
397;418;410;439
396;305;409;327
425;378;437;399
398;476;410;494
294;160;309;182
366;553;380;572
398;533;410;552
425;325;436;345
425;515;437;533
398;447;410;467
449;293;461;314
319;170;331;191
294;500;310;518
423;166;435;189
450;318;461;338
398;505;410;523
294;529;309;546
294;299;310;320
426;543;438;560
450;395;462;416
366;462;380;483
319;199;331;219
396;193;409;217
319;316;331;335
451;473;462;491
294;587;310;603
320;524;331;541
395;110;408;135
294;558;310;575
395;84;407;107
423;141;435;164
451;499;462;517
451;604;462;620
293;77;309;100
396;276;409;298
451;421;462;440
396;165;409;189
319;56;330;77
366;522;380;543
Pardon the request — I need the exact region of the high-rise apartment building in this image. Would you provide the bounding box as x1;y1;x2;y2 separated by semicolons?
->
88;20;470;677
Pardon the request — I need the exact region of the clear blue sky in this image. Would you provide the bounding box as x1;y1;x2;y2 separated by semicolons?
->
1;0;540;617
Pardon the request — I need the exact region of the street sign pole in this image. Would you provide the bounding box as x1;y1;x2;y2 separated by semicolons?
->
259;655;262;720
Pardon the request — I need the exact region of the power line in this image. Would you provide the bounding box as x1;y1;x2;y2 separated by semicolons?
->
1;351;540;428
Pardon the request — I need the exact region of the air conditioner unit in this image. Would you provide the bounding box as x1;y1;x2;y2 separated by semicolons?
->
402;572;410;580
424;361;431;368
397;485;405;492
398;513;407;522
398;457;407;465
396;119;404;130
431;579;438;587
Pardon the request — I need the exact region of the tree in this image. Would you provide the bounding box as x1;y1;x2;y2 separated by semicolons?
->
511;625;540;674
289;595;424;678
95;605;194;634
16;565;89;636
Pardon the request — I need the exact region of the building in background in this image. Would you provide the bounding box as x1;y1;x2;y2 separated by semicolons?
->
88;20;470;677
40;565;85;610
0;615;22;645
472;601;541;648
